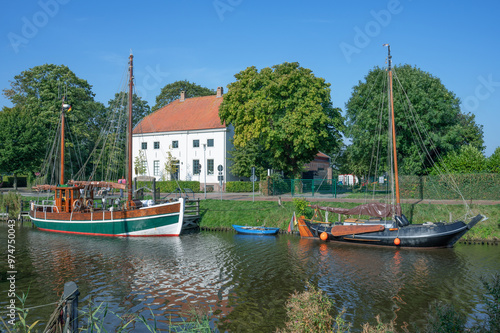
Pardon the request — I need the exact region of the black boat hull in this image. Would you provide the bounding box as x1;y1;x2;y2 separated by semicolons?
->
301;214;484;248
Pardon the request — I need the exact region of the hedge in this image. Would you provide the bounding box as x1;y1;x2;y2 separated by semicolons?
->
226;181;254;193
399;173;500;200
137;180;201;193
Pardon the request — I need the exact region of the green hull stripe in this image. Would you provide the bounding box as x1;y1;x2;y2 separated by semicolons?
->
32;213;180;235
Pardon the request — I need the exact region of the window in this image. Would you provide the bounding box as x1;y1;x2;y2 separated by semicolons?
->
193;139;199;148
207;139;214;147
154;141;160;149
154;160;160;176
141;142;147;150
172;140;178;148
171;160;179;180
193;160;201;175
207;159;214;175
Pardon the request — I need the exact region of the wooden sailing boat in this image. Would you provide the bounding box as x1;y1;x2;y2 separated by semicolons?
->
298;45;484;247
29;54;185;236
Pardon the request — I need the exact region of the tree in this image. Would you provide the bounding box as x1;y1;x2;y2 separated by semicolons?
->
228;138;272;178
99;93;151;179
134;150;147;176
0;106;45;188
107;92;151;128
344;64;484;176
163;151;178;180
487;147;500;173
2;64;105;182
219;62;344;178
431;145;487;174
152;80;215;111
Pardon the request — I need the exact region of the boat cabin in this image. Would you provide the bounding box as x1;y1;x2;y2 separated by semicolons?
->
54;185;91;213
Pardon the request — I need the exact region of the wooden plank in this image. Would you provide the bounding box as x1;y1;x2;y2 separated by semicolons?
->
330;225;384;236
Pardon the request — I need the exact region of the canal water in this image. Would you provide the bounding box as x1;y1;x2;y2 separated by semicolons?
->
1;224;499;332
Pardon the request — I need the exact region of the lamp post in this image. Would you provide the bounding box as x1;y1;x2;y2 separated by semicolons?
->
203;143;207;199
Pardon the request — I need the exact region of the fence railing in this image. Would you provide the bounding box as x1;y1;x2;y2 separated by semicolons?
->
262;178;364;198
262;173;500;200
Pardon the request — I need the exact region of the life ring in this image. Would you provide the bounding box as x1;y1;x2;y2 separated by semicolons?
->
73;199;82;212
86;199;94;209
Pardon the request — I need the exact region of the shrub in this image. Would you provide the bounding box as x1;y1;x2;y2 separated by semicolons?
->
279;282;336;333
421;301;466;333
293;198;309;217
137;181;201;194
226;181;253;193
475;274;500;333
0;192;22;218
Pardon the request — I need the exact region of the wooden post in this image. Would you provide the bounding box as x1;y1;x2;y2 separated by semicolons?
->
152;178;157;203
63;281;80;333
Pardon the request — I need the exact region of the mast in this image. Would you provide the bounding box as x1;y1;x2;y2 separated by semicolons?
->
127;53;134;206
60;98;65;185
384;44;401;207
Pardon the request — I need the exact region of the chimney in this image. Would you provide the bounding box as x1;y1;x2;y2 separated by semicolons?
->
180;91;185;102
217;86;223;98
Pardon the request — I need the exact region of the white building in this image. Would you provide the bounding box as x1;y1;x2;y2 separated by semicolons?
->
132;87;238;191
338;174;358;185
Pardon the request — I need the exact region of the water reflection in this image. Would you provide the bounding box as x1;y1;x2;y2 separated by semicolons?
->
0;225;498;332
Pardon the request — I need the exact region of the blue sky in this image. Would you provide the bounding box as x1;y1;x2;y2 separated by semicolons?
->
2;0;499;156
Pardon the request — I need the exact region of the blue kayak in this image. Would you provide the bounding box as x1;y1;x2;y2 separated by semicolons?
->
232;224;280;235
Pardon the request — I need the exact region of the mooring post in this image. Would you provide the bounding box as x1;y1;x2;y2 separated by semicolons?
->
63;281;80;333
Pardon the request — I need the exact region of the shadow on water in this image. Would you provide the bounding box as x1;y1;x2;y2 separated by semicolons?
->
0;224;498;332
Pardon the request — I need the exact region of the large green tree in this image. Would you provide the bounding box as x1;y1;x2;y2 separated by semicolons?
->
100;92;151;179
219;62;344;178
108;92;151;128
0;106;45;188
2;64;105;182
344;64;484;176
152;80;215;111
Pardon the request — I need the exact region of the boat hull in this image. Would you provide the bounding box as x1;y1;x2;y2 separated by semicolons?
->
232;225;280;235
298;214;484;248
29;199;184;237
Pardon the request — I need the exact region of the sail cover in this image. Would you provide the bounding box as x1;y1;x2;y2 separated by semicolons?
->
310;203;401;218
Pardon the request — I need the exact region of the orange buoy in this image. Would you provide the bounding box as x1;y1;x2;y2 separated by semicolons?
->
320;232;329;241
394;238;401;246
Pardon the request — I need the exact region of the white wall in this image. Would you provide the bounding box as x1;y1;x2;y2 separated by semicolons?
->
132;127;235;188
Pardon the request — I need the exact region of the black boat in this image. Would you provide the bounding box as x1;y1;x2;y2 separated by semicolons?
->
297;203;484;248
298;45;485;248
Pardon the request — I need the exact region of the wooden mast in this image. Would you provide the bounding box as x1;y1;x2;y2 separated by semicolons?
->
127;53;134;207
385;44;401;207
60;98;65;185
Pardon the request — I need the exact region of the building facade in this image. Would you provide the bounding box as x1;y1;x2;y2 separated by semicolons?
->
132;87;238;191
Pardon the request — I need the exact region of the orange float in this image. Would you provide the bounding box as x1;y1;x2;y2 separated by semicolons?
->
394;238;401;245
320;232;329;241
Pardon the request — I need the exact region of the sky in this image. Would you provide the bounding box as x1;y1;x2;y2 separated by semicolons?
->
1;0;499;156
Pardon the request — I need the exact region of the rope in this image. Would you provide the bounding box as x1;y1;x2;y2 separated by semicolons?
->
43;288;79;333
0;301;59;315
392;68;472;219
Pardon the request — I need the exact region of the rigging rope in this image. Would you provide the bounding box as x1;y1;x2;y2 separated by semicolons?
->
392;68;472;219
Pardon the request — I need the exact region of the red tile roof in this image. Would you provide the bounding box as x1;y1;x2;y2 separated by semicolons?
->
133;95;225;134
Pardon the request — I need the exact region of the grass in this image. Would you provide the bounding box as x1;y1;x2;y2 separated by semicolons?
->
199;199;500;241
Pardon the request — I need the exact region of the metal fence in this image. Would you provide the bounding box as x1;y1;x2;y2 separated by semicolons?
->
264;178;364;198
